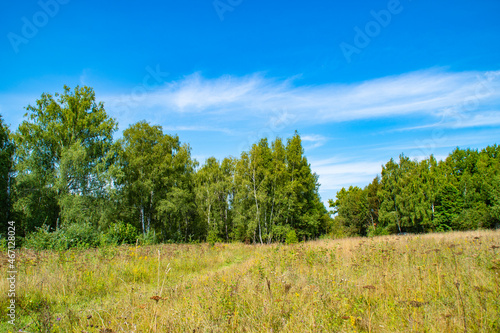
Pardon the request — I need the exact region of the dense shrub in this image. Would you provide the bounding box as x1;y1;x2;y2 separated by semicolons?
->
100;221;139;245
24;223;99;250
285;229;298;244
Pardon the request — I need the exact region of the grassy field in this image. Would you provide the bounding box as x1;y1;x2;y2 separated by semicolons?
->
1;230;500;332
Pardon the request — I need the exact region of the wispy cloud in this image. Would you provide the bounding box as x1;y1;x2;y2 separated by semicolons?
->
105;69;500;126
375;128;500;154
302;134;329;149
162;125;234;135
418;111;500;130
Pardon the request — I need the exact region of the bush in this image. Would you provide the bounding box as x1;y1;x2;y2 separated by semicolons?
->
24;223;99;250
206;229;221;246
367;226;391;237
101;221;138;245
63;222;99;248
24;225;62;250
327;216;351;239
137;230;160;245
285;229;298;244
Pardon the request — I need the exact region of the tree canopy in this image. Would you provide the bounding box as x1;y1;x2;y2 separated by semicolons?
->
12;85;117;236
330;146;500;236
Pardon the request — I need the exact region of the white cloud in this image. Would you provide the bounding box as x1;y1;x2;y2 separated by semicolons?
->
301;134;328;149
162;125;234;134
104;69;500;127
439;111;500;129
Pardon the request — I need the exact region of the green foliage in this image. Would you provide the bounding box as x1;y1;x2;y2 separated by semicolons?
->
113;121;198;242
367;225;390;237
332;145;500;236
207;229;222;246
195;157;235;242
24;223;100;250
23;226;62;250
285;229;298;244
63;222;100;248
12;86;117;236
137;230;160;245
231;132;328;244
490;176;500;222
329;177;380;237
0;115;14;235
101;221;139;245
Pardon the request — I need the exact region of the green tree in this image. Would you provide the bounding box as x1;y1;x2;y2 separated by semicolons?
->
329;186;369;236
378;157;403;233
333;145;500;235
478;145;500;227
195;156;235;242
284;132;327;240
438;147;492;230
0;115;14;234
434;183;463;231
232;138;271;244
114;121;198;242
232;133;327;243
366;176;381;233
13;86;117;235
267;137;289;242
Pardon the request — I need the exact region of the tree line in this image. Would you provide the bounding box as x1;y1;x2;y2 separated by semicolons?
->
0;86;328;248
1;85;499;248
330;147;500;237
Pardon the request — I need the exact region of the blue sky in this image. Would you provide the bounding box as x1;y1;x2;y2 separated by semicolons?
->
1;0;500;206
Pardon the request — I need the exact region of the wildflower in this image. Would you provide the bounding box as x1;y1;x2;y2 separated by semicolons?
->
151;295;162;303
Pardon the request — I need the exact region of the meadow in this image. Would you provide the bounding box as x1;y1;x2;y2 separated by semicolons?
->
1;230;500;333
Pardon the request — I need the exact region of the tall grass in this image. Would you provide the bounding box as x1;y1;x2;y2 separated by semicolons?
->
1;230;499;332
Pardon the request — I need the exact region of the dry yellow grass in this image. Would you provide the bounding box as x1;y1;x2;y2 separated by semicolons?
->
1;230;500;332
